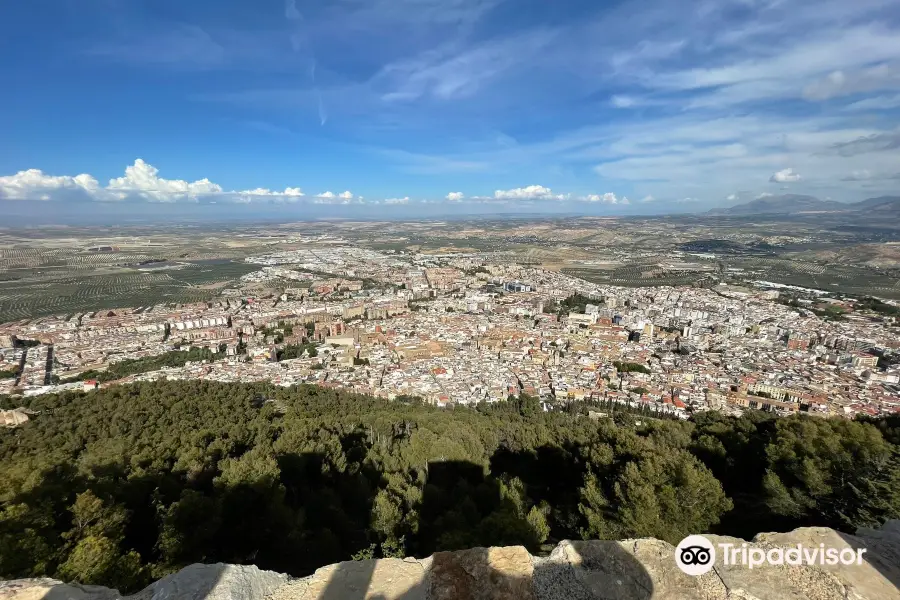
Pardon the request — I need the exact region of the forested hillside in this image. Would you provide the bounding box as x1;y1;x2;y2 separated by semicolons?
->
1;382;898;592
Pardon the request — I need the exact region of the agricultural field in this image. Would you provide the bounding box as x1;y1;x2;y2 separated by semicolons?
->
563;265;716;288
0;261;258;323
0;225;287;323
724;257;900;299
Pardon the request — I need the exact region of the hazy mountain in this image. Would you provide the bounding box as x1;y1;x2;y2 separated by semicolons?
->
853;196;900;213
707;194;844;215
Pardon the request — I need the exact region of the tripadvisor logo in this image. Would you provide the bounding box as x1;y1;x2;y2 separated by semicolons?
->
675;535;867;576
676;535;716;576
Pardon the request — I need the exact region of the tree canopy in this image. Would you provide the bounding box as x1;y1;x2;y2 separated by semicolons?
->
0;382;897;592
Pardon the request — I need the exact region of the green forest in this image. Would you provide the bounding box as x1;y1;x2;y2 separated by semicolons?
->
57;347;227;384
1;382;899;592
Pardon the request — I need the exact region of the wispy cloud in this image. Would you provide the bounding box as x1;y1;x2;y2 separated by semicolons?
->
87;25;227;69
841;169;900;181
375;148;490;174
376;29;557;102
826;132;900;157
843;93;900;111
76;0;900;209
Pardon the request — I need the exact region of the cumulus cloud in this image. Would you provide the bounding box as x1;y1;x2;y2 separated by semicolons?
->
312;190;357;203
493;185;565;200
234;187;305;204
105;159;225;202
769;168;802;183
640;195;655;203
583;192;629;204
446;191;464;201
756;192;774;199
383;196;410;204
0;169;100;201
0;159;312;203
725;193;737;201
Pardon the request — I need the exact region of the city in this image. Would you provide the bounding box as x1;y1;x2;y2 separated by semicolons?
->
2;238;897;427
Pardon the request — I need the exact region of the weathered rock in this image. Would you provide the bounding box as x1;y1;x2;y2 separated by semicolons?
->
3;521;899;600
267;557;428;600
429;546;534;600
131;564;288;600
0;578;122;600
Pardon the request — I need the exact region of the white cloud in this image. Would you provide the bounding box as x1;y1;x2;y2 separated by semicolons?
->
446;191;464;201
644;25;900;108
312;190;357;203
383;196;410;204
675;197;699;203
0;159;316;203
725;193;737;201
769;168;802;183
106;159;224;203
0;169;100;201
239;187;305;197
640;195;656;203
190;0;900;209
756;192;774;199
583;192;629;204
234;186;305;204
493;184;565;200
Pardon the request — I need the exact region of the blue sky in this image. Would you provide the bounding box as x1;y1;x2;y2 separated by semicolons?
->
1;0;900;216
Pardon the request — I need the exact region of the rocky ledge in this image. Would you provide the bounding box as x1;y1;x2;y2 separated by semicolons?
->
3;521;899;600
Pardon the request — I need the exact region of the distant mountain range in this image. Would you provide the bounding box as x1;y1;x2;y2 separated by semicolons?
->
707;195;900;216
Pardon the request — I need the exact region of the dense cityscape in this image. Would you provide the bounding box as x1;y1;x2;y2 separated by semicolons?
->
3;239;898;428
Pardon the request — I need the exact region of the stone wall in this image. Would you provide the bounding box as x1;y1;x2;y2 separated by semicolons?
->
3;521;899;600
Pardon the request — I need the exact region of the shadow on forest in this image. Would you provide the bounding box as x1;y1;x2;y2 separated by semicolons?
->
316;460;654;600
490;444;584;537
12;443;379;596
9;444;657;599
23;455;654;599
